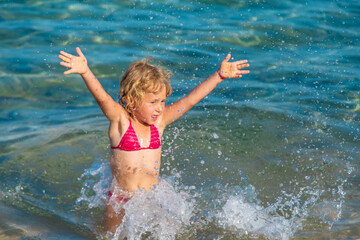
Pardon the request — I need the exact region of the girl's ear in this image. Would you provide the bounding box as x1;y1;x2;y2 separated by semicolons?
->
124;95;137;110
123;95;128;104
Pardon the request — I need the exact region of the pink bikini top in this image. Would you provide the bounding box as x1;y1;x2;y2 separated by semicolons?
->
111;119;161;151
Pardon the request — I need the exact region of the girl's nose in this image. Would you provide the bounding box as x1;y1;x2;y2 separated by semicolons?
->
157;103;164;112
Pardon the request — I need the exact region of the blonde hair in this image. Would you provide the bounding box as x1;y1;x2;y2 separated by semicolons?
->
119;58;172;116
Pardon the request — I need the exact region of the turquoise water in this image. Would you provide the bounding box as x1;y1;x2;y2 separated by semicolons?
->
0;0;359;239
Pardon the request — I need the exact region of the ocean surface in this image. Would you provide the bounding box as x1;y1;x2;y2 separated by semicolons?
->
0;0;359;239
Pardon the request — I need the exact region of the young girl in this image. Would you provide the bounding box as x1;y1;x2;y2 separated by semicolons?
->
58;47;249;232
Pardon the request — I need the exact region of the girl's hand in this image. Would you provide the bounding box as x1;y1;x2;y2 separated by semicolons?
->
59;47;88;75
217;54;250;79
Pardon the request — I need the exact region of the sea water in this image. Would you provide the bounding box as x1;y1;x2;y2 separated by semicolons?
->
0;0;359;239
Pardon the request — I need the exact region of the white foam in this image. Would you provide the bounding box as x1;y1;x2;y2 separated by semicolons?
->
108;180;194;240
216;195;298;240
76;161;111;208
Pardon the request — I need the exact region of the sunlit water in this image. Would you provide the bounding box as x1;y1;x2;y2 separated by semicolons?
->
0;0;359;239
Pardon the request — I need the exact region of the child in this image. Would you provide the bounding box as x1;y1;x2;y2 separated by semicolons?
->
58;47;250;232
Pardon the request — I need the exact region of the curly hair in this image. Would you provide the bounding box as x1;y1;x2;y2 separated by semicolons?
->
119;58;172;116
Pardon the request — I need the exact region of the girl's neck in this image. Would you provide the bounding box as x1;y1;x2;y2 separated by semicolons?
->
131;115;151;128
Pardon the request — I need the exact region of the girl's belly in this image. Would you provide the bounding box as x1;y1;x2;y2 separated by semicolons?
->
122;171;159;192
110;148;161;192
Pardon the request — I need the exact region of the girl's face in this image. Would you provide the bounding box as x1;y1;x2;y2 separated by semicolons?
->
133;87;167;125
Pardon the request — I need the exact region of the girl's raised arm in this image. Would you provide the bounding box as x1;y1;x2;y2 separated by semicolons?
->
163;54;249;126
59;47;124;121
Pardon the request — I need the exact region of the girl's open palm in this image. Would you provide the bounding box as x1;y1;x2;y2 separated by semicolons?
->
218;54;250;79
59;47;88;75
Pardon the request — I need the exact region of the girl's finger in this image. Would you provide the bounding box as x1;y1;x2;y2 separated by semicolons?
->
58;55;69;62
239;70;250;74
76;47;84;58
236;60;248;66
238;63;250;69
60;61;71;68
222;53;231;64
64;69;74;75
60;51;73;58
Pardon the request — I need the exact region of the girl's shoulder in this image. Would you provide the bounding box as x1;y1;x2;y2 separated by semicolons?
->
108;104;130;126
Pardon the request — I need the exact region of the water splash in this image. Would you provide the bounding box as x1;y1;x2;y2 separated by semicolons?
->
77;162;194;240
217;195;297;240
108;180;194;240
75;153;351;239
77;160;112;208
213;177;348;240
